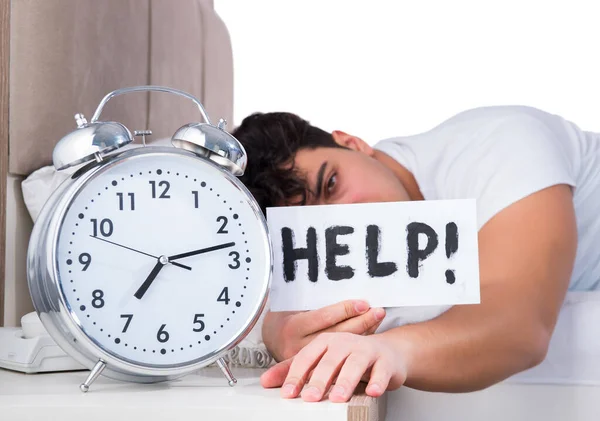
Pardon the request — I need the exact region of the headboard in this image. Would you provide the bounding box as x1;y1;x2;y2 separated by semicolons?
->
0;0;234;326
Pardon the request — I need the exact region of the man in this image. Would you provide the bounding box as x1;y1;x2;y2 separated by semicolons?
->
231;105;600;403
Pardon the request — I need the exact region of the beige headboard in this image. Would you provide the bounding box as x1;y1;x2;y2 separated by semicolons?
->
0;0;234;326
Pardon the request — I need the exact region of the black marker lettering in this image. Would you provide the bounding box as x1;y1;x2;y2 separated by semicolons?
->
445;222;459;284
445;222;458;258
325;226;355;281
281;227;319;282
406;222;438;278
366;225;397;277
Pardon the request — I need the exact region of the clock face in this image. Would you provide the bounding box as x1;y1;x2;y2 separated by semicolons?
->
54;149;270;367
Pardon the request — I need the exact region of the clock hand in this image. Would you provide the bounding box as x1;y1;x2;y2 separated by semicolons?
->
133;242;236;300
89;235;192;271
169;242;236;261
134;257;168;299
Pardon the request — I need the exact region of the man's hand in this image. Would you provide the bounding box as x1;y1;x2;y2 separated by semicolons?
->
260;331;406;402
262;300;386;362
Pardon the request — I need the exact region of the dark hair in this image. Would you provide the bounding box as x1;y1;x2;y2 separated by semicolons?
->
231;112;345;215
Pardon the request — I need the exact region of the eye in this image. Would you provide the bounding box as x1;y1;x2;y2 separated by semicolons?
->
326;173;337;194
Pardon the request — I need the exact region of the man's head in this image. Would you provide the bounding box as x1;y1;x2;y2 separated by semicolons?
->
231;112;411;215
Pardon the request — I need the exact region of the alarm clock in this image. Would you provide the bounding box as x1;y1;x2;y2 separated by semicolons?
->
26;86;272;392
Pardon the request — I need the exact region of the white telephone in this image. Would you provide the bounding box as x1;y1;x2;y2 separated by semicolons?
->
0;312;84;373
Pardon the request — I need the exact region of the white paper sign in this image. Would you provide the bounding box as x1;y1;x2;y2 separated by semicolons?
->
266;199;480;311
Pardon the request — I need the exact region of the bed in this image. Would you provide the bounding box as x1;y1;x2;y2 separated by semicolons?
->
1;1;599;420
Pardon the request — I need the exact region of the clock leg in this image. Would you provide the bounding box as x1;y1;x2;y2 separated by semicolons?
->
216;357;237;387
80;359;107;393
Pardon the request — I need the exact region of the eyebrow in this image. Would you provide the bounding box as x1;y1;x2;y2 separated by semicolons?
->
314;161;327;201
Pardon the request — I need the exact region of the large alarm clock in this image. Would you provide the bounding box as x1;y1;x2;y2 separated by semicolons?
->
26;86;272;392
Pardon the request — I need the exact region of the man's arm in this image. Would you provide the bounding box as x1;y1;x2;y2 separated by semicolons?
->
260;184;577;401
378;184;577;392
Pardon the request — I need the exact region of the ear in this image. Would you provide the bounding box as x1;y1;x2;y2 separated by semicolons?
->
331;130;374;156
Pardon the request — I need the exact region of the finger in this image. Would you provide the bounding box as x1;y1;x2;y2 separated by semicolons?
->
365;358;393;397
300;348;351;402
328;353;375;402
293;300;371;336
323;307;386;336
260;358;293;388
363;314;385;335
280;337;329;399
363;321;382;335
260;362;322;391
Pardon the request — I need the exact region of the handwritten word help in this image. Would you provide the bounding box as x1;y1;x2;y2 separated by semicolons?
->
281;222;459;284
267;200;480;311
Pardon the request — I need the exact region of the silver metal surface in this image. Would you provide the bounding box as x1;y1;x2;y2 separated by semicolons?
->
52;118;133;170
134;130;153;147
90;86;211;124
55;86;247;176
80;360;106;392
27;146;273;384
216;357;237;387
171;123;247;176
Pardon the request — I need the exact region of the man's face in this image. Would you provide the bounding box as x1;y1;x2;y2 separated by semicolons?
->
291;136;411;206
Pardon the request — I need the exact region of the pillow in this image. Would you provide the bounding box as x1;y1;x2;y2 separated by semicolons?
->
21;138;274;368
22;138;174;223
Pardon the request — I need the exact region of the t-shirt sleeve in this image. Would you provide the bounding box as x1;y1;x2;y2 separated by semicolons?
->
443;114;577;230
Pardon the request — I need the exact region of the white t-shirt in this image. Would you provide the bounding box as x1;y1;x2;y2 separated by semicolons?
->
374;105;600;293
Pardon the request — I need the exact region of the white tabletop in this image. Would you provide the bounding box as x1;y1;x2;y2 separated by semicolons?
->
5;364;600;421
0;366;385;421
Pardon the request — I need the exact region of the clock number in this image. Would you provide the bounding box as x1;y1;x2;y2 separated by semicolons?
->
216;216;228;234
120;314;133;333
78;252;92;271
91;218;113;237
217;287;230;305
192;191;199;208
116;192;135;211
228;251;240;269
149;180;171;199
192;314;205;332
91;289;105;308
157;324;170;343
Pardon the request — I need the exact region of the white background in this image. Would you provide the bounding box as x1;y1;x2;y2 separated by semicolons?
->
215;0;600;144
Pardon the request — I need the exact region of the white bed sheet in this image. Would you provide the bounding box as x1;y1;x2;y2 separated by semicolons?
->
507;290;600;386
